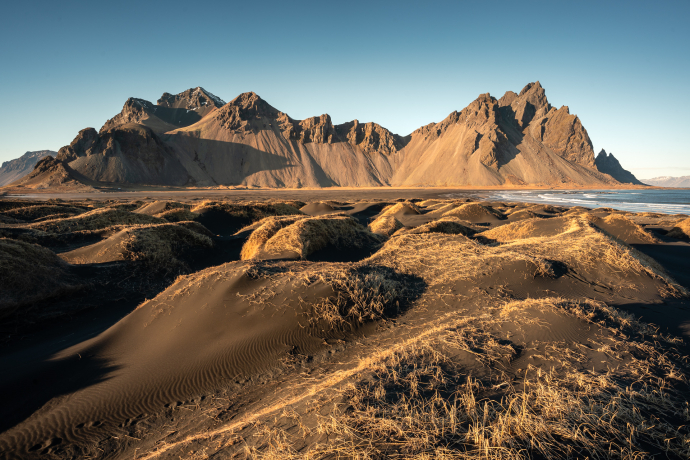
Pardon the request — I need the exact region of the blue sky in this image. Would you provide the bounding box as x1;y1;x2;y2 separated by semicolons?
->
1;0;688;179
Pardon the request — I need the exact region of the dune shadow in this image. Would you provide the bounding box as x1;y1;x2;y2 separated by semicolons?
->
0;346;119;435
631;243;690;290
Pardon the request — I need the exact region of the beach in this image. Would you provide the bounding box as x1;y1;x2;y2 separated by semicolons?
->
1;191;689;459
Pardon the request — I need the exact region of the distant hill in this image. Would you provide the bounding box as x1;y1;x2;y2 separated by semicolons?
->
643;176;690;187
594;149;643;185
0;150;56;186
7;83;641;189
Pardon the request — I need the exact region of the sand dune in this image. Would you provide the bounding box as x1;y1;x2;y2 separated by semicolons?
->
1;194;689;459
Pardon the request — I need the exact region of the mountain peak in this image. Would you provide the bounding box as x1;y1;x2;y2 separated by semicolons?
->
594;149;643;185
157;87;225;110
519;81;543;96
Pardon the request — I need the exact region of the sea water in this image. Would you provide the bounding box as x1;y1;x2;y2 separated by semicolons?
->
450;190;690;215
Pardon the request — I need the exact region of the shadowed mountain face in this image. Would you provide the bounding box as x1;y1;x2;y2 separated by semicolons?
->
594;149;644;185
56;124;189;186
0;151;56;186
8;83;637;189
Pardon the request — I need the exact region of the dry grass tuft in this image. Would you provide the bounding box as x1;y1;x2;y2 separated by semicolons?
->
240;215;309;259
190;200;302;218
0;238;81;317
367;217;683;294
242;298;690;459
299;266;411;325
368;215;404;237
25;207;165;233
155;208;199;222
63;223;214;274
242;216;384;260
442;203;505;221
396;216;475;236
379;201;422;218
667;217;690;240
1;204;87;222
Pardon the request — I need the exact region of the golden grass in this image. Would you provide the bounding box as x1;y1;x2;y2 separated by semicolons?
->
667;217;690;240
240;215;308;259
26;207;165;233
155;208;199;222
190;200;302;219
0;238;80;317
368;215;404;237
242;216;384;260
442;203;504;220
1;204;87;221
65;223;214;274
397;216;475;236
238;298;690;460
379;201;422;217
367;217;683;294
595;213;658;244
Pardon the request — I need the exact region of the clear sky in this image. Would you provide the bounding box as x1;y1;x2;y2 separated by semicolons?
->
1;0;688;179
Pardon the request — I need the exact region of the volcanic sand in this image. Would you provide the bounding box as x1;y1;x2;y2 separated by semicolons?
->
1;192;689;459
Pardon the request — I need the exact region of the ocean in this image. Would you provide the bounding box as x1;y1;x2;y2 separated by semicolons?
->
449;189;690;215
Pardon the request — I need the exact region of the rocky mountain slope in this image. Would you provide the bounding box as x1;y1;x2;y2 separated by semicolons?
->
643;176;690;187
391;83;615;186
594;149;644;185
100;87;225;134
0;150;55;186
6;83;639;189
8;155;95;191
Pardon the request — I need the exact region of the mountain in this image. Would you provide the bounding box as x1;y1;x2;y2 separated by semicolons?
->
0;150;56;186
163;91;405;187
100;87;225;134
643;176;690;187
56;124;189;185
8;155;95;191
594;149;644;185
7;83;639;189
390;83;614;186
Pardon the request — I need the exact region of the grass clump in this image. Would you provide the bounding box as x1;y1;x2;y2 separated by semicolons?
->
379;201;421;218
368;215;403;237
1;204;88;222
396;216;475;236
0;238;81;318
667;217;690;240
240;215;308;259
190;200;302;219
65;223;214;274
26;207;165;233
241;298;690;460
442;203;505;221
242;216;384;261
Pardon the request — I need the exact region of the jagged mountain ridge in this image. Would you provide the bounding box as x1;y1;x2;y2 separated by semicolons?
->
100;87;225;134
594;149;643;185
390;83;614;186
0;150;55;186
8;83;637;189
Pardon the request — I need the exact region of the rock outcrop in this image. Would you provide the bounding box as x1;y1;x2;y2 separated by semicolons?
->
0;150;55;186
594;149;643;185
56;124;189;185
